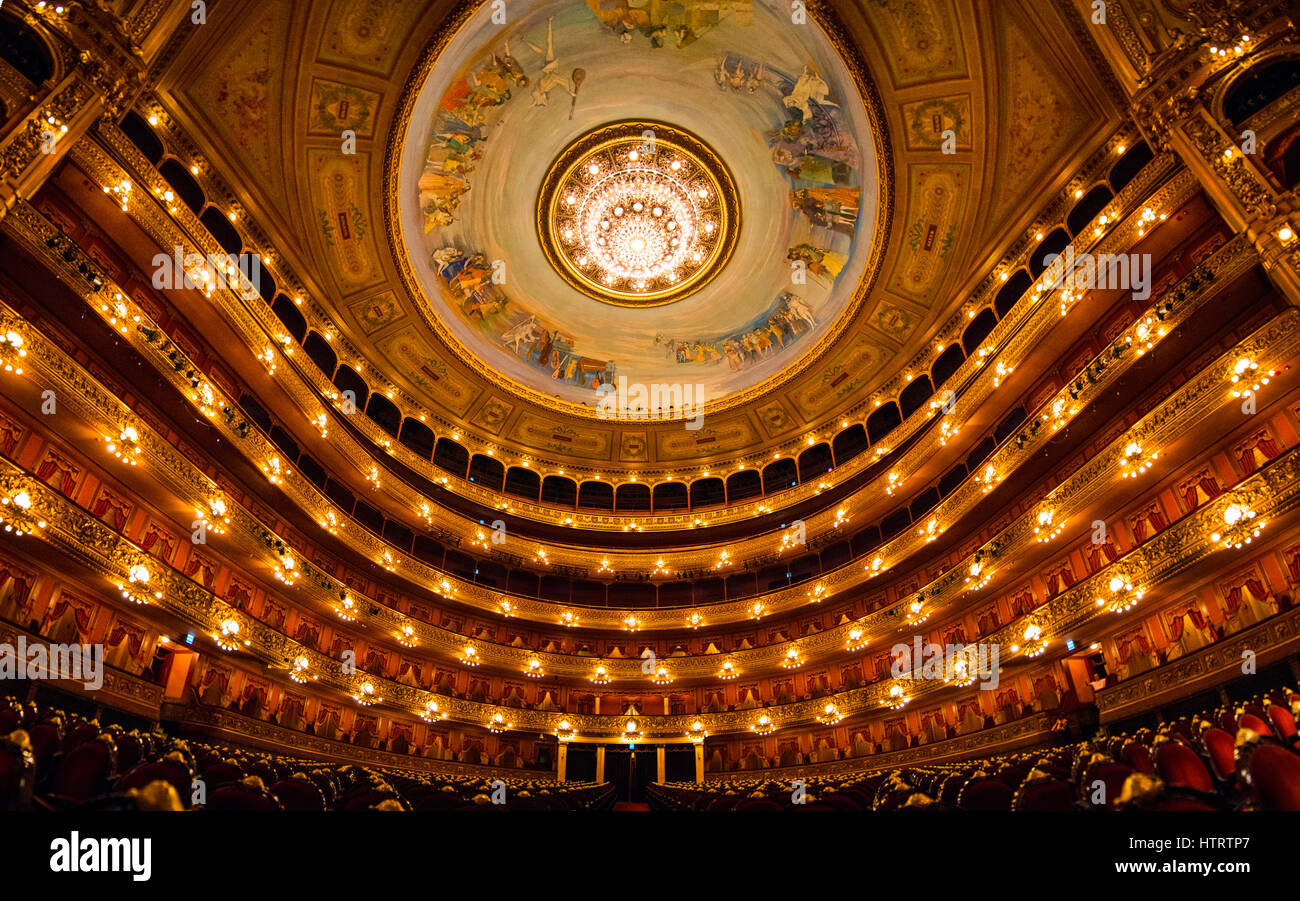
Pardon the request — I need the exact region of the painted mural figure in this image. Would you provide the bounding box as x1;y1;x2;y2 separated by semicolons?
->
787;242;846;280
526;18;577;107
783;65;838;120
792;187;859;235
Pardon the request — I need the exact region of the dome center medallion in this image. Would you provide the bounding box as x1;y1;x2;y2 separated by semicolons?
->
537;120;740;308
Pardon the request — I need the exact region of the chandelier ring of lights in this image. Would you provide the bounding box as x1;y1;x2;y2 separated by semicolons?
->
536;120;741;307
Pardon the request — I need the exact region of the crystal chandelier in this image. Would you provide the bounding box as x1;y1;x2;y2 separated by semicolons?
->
538;121;738;306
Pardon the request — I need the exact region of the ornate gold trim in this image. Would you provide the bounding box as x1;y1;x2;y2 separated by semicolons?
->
381;0;894;420
535;119;739;307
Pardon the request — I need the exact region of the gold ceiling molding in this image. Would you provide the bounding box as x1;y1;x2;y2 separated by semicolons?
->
380;0;894;422
0;198;1256;636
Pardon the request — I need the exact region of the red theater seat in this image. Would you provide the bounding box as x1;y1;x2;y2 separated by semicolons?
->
1240;743;1300;811
49;739;116;803
1121;741;1156;775
268;777;327;811
1201;728;1237;781
115;758;193;804
1012;777;1075;811
1267;705;1297;742
1154;741;1214;793
1081;761;1133;809
958;777;1013;811
1237;713;1273;737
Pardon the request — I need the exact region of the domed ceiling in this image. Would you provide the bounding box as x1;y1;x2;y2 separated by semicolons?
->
393;0;885;412
157;0;1119;473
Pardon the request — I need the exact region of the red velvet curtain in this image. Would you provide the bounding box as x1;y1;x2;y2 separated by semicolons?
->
1224;586;1243;615
1241;436;1282;473
201;669;228;691
1167;616;1184;641
1118;633;1152;662
46;598;89;633
0;568;31;607
107;624;143;657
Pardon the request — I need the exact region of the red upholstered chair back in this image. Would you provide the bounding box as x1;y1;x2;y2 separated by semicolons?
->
938;773;965;807
115;758;192;804
1201;728;1237;780
51;739;116;802
1267;705;1297;741
62;721;100;752
114;733;142;773
1154;741;1214;793
1121;742;1156;775
199;760;244;786
736;797;786;811
1082;761;1134;809
0;733;35;811
206;782;282;811
1011;777;1075;811
1242;743;1300;811
268;778;327;811
25;723;59;777
337;787;409;810
1237;713;1273;737
958;777;1013;811
0;708;19;733
1219;710;1238;733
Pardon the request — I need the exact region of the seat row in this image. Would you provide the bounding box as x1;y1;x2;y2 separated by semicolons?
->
0;699;613;811
647;689;1300;811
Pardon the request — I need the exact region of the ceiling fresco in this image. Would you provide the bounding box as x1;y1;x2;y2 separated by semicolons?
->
154;0;1121;470
395;0;884;410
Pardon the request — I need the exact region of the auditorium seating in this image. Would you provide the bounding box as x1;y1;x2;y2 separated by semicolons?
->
646;688;1300;812
0;699;613;812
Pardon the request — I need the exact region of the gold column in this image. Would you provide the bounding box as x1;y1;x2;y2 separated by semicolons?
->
694;743;705;783
655;745;666;783
556;741;568;782
595;744;605;784
0;6;149;223
1127;14;1300;305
